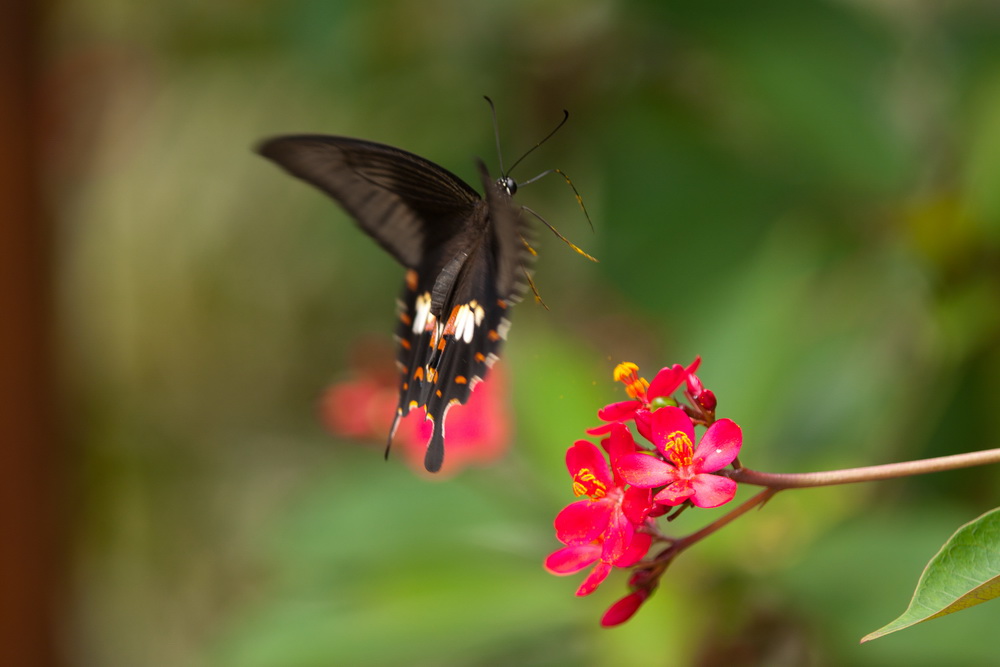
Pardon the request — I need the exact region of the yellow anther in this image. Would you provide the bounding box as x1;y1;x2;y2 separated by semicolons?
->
572;468;608;499
664;430;694;467
613;362;639;383
613;362;648;400
625;378;649;400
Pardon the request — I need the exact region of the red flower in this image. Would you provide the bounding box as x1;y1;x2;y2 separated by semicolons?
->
545;510;653;596
588;359;703;436
616;406;742;508
545;426;655;595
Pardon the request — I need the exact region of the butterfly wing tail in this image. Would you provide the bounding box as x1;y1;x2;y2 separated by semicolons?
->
384;410;402;461
424;416;445;472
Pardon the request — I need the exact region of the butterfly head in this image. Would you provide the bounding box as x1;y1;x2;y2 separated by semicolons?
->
497;175;517;197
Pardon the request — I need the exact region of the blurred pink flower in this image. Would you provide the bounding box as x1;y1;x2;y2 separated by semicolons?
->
320;342;511;475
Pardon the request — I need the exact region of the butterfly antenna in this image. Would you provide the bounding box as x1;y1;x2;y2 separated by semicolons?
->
506;109;569;177
516;167;595;233
521;205;599;262
484;95;506;176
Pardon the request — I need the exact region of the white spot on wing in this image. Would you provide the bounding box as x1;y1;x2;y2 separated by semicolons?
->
412;293;432;334
496;317;512;341
454;304;478;344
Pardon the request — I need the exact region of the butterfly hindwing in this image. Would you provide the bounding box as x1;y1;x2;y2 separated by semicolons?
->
259;137;531;472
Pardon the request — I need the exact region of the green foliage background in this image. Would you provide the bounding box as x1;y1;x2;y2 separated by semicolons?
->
51;0;1000;664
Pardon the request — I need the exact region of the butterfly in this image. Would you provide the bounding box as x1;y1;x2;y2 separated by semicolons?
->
257;108;577;472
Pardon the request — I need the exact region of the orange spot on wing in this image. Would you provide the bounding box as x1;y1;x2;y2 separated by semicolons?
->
414;367;424;381
443;305;462;336
475;352;485;362
405;269;418;291
488;330;500;342
455;375;467;384
399;338;411;350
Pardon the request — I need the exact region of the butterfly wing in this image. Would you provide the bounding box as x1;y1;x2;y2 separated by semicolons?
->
257;135;481;269
258;138;530;472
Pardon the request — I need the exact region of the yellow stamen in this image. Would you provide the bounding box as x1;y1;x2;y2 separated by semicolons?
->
613;361;649;400
664;430;694;467
613;362;639;383
572;468;608;499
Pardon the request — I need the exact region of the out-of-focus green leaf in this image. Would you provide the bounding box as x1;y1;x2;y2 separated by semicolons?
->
862;507;1000;642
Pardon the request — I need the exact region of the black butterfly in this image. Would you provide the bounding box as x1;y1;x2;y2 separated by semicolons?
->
257;120;549;472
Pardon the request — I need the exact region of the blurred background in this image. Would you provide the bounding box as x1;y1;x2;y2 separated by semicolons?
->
5;0;1000;665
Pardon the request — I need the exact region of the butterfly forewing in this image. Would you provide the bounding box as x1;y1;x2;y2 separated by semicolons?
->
258;135;532;472
258;136;481;269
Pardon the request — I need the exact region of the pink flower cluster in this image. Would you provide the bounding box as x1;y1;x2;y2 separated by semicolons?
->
545;359;743;626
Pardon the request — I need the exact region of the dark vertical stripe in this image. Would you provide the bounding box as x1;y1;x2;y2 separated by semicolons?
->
0;2;65;666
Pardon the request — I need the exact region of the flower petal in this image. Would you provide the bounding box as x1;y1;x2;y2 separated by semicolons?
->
554;499;612;544
647;365;683;399
694;418;742;472
601;590;650;627
650;406;695;456
544;544;601;574
681;356;702;392
576;561;613;596
634;409;653;442
566;440;614;489
616;453;676;489
615;531;652;568
606;422;637;463
688;473;738;508
585;423;614;436
653;479;694;506
601;507;634;564
621;485;654;525
597;400;641;423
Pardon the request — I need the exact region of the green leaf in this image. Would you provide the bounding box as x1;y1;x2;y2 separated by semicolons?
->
862;507;1000;643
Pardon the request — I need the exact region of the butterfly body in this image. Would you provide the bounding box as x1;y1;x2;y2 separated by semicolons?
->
258;135;532;472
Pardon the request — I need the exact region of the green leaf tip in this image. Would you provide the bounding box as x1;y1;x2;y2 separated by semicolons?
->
862;507;1000;643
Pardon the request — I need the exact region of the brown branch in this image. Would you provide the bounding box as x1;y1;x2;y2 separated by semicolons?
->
728;448;1000;489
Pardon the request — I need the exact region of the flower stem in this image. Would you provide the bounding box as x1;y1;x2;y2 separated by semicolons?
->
728;448;1000;489
672;488;779;554
657;448;1000;562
